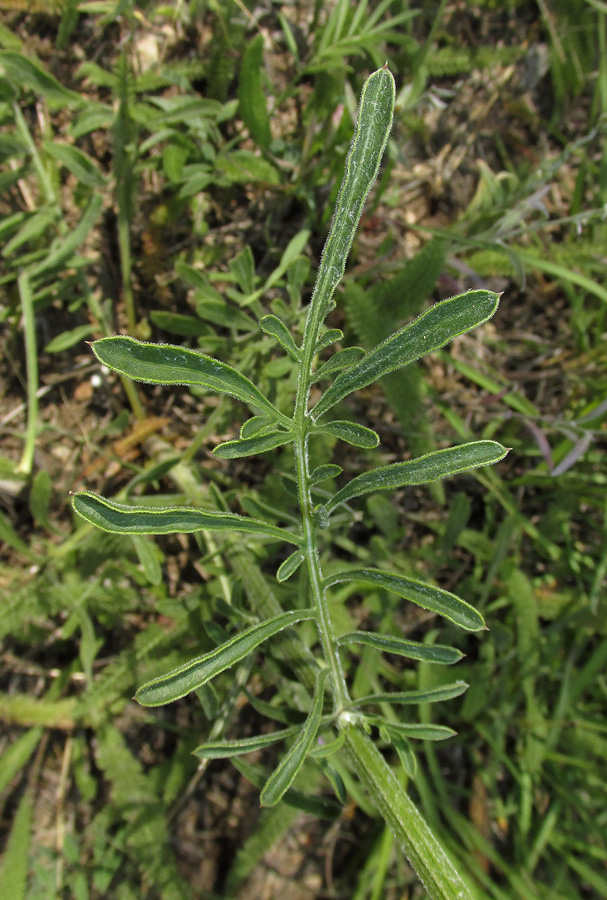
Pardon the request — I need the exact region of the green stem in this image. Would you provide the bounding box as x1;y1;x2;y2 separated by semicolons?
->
342;724;475;900
16;271;38;476
117;204;137;335
294;425;349;713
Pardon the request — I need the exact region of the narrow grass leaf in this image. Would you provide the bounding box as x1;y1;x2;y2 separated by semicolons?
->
0;788;32;900
30;192;103;276
213;430;293;460
324;568;484;631
136;609;316;706
43;140;106;187
44;324;94;353
0;50;82;106
91;336;281;419
337;632;463;665
276;550;305;582
194;726;301;760
312;290;500;419
318;441;508;518
313;421;380;449
238;34;271;148
261;668;329;807
312;346;365;381
71;491;301;545
259;315;301;360
352;682;469;707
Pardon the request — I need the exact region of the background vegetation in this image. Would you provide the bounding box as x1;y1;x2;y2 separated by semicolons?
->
0;1;605;898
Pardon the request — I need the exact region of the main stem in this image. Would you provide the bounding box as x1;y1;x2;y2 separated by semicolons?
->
294;303;350;713
294;425;349;713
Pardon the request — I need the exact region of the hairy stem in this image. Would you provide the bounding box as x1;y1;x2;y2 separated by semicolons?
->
294;425;349;713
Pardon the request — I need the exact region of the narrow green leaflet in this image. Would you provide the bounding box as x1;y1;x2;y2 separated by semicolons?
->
71;491;302;545
259;315;301;361
337;632;463;665
260;668;329;807
318;441;508;519
309;464;343;485
315;329;343;352
90;336;284;420
232;758;341;820
392;734;417;779
324;568;484;631
312;346;365;381
194;726;301;760
352;682;469;707
305;67;395;328
240;416;272;439
213;430;293;460
343;725;476;900
309;731;345;758
377;720;456;741
312;290;500;420
276;550;305;582
313;421;379;449
136;609;316;706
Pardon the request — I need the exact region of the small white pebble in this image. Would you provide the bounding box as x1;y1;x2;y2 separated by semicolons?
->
90;374;103;388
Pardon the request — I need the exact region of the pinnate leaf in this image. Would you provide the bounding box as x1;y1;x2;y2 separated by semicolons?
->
260;668;329;807
90;336;281;419
324;568;484;631
136;609;316;706
71;491;301;545
312;290;500;419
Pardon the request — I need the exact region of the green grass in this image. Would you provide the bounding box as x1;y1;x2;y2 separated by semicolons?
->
0;1;606;898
